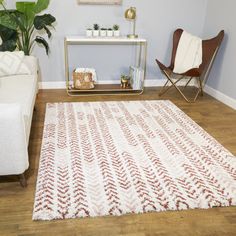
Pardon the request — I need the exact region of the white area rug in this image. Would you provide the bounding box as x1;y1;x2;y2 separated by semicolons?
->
33;101;236;220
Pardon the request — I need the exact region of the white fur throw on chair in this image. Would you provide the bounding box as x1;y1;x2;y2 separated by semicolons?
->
173;31;202;74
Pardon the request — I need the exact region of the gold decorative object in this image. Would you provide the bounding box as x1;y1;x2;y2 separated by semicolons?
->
121;75;131;89
124;7;138;38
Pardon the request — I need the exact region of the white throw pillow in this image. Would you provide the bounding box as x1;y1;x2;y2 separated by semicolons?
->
0;51;31;77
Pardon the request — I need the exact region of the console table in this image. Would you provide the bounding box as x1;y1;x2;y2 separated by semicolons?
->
64;36;147;96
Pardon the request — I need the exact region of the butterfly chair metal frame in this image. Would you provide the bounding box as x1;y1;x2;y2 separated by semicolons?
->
156;29;224;102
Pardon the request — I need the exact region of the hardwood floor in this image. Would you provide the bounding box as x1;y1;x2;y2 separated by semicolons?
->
0;87;236;236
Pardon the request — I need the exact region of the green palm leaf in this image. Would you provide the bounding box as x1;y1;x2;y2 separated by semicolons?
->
34;14;55;38
0;25;17;51
34;0;50;14
0;11;18;30
35;36;49;54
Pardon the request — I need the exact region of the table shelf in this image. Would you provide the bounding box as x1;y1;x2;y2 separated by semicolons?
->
67;84;143;96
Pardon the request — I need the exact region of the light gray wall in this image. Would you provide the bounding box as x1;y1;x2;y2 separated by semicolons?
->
30;0;207;83
203;0;236;100
5;0;207;82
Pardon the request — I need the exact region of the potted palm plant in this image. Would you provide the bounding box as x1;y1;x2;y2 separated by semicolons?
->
113;24;120;37
100;28;107;37
86;28;93;37
107;28;113;37
93;23;100;37
0;0;56;55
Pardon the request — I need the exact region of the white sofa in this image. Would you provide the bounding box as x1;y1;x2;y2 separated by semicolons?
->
0;56;38;186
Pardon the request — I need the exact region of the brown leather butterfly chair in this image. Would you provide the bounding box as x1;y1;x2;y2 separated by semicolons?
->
156;29;224;102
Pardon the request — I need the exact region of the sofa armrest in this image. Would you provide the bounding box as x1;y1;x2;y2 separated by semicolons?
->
0;104;29;176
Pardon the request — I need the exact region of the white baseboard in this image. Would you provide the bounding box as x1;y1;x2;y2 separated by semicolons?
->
144;79;165;87
143;79;196;87
38;80;235;110
204;85;236;110
38;81;66;89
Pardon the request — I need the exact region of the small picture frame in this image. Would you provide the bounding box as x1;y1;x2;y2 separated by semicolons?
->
78;0;122;5
129;66;144;90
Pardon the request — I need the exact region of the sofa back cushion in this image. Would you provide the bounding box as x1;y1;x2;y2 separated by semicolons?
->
23;56;38;75
0;51;31;77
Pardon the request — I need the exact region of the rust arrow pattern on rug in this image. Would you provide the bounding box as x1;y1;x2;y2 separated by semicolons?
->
33;100;236;220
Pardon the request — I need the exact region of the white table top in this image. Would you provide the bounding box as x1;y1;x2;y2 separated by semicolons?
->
65;36;147;43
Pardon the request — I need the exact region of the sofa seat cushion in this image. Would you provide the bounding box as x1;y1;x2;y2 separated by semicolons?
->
0;104;29;175
0;74;38;141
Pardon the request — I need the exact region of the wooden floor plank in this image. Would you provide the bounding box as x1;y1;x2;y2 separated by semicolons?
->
0;87;236;236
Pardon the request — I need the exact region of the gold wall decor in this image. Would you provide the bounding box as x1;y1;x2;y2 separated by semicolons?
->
78;0;122;5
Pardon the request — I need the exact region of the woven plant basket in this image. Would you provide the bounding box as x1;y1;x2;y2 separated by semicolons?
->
73;70;95;90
